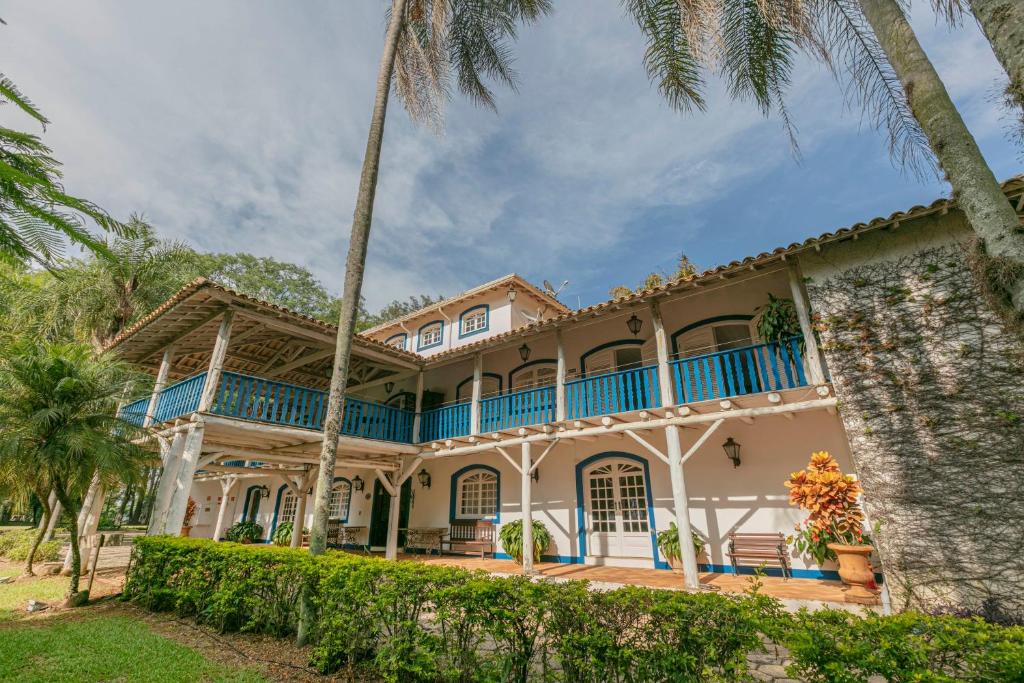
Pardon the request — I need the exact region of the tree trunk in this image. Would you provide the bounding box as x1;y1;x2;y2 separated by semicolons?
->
53;484;82;599
858;0;1024;311
298;0;409;647
23;492;52;577
970;0;1024;111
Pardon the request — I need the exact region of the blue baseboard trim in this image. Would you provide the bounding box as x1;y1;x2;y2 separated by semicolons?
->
697;562;840;581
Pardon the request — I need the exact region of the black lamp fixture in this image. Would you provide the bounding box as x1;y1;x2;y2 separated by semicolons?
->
351;475;364;492
384;381;395;395
626;313;643;336
256;484;270;500
531;466;539;483
417;468;432;489
722;437;742;468
518;342;531;362
507;285;518;302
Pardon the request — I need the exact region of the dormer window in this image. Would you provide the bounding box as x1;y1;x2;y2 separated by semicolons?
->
417;321;444;351
384;333;408;350
459;305;489;338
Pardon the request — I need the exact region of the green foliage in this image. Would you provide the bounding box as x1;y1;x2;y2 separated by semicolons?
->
498;519;551;564
785;609;1024;683
655;521;705;563
224;521;263;544
0;528;59;562
271;522;305;547
755;293;801;345
608;253;699;298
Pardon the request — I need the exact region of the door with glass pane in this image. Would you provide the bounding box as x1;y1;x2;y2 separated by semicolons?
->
584;460;651;558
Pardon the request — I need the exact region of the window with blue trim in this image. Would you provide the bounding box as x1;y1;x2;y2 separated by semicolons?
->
329;480;352;521
455;468;498;519
459;305;489;338
384;333;408;351
417;321;444;350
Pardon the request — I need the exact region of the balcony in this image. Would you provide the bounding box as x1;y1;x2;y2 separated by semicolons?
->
120;337;811;446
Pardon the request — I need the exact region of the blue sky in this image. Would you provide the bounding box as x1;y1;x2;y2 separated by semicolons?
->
1;1;1019;310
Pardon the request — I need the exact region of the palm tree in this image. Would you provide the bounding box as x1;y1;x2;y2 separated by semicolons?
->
0;74;127;267
0;449;54;576
310;0;552;556
0;340;145;600
624;0;1024;313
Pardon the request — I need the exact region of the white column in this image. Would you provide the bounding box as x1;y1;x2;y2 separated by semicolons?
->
79;483;107;572
385;476;401;560
163;420;206;535
43;491;62;542
521;441;535;574
412;370;425;442
665;425;700;589
787;264;826;385
144;347;175;427
555;329;567;421
470;353;483;435
148;429;186;535
213;476;238;541
290;468;314;549
198;311;234;412
649;300;675;407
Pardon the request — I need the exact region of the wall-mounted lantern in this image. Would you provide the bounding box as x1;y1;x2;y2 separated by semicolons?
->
722;437;742;468
351;475;364;492
531;467;539;483
507;285;518;302
384;381;395;395
519;342;531;362
256;484;270;500
417;468;432;489
626;313;643;336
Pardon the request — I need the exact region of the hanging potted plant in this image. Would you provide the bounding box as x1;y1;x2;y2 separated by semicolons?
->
181;498;198;537
786;451;877;604
656;522;706;573
499;519;552;564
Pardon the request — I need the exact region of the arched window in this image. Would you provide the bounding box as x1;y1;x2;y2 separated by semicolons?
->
450;466;500;521
580;340;647;376
509;360;557;390
384;333;408;351
456;373;502;401
459;304;489;338
329;479;352;522
280;490;298;524
417;320;444;351
670;315;755;358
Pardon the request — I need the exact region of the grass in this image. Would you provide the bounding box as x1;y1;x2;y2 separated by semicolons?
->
0;574;69;623
0;615;267;682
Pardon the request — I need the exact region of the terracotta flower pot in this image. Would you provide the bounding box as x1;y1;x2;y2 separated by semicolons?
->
828;543;877;604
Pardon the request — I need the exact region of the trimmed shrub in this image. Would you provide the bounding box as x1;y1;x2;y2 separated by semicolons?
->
785;609;1024;683
0;528;61;562
224;521;263;544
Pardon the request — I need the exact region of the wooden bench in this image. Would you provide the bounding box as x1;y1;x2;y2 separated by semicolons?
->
727;532;791;579
442;520;494;559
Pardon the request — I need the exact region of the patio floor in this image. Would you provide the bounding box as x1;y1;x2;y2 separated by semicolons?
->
393;553;867;607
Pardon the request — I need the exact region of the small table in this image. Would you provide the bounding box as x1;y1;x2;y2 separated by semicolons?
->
401;527;448;555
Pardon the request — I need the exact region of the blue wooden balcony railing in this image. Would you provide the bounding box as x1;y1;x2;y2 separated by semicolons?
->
419;401;471;442
340;396;415;443
154;372;207;423
119;397;150;427
566;364;661;420
670;336;807;403
480;385;555;433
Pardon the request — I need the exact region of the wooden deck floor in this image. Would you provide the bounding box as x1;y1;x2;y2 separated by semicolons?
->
398;554;856;605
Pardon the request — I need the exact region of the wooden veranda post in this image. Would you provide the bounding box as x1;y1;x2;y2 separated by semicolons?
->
555;329;567;422
521;441;535;574
412;370;424;442
471;353;483;435
212;476;238;541
787;264;826;385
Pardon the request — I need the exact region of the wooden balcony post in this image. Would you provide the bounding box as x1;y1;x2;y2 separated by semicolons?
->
555;329;567;421
471;353;483;435
521;441;535;574
144;347;175;428
664;424;700;589
787;264;827;385
147;428;186;535
412;370;424;442
649;300;675;406
198;310;235;412
212;476;238;541
163;419;206;535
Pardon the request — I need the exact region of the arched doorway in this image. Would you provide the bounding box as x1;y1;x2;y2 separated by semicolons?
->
575;453;659;564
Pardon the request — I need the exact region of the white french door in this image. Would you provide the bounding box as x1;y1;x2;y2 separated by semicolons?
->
584;460;651;558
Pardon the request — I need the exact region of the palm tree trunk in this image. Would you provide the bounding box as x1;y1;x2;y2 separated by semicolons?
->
298;0;409;647
53;483;82;599
970;0;1024;111
858;0;1024;311
23;492;52;576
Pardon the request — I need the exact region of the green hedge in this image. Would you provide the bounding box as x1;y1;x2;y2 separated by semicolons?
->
123;537;1024;682
0;528;61;563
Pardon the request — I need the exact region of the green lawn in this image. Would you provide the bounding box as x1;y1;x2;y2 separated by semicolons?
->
0;615;267;682
0;574;68;623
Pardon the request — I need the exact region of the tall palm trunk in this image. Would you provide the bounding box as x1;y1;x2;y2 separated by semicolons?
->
858;0;1024;311
970;0;1024;111
298;0;409;647
53;483;83;600
23;490;52;577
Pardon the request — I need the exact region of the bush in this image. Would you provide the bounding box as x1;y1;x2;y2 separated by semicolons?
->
498;519;551;564
785;609;1024;683
224;521;263;544
272;522;293;546
655;521;705;564
124;537;1024;682
0;528;61;562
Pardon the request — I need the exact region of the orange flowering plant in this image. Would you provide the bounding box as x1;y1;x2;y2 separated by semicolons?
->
785;451;868;564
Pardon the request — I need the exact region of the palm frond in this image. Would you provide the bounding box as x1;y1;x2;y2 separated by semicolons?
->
0;73;50;128
623;0;708;113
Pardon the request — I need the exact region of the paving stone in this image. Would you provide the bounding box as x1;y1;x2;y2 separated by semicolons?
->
757;664;791;679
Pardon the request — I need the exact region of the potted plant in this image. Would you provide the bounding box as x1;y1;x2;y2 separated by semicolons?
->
225;520;264;544
181;498;198;537
656;522;705;573
786;451;876;603
498;519;552;564
272;522;308;546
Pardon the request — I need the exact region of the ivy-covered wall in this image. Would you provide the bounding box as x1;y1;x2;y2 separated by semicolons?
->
800;213;1024;614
